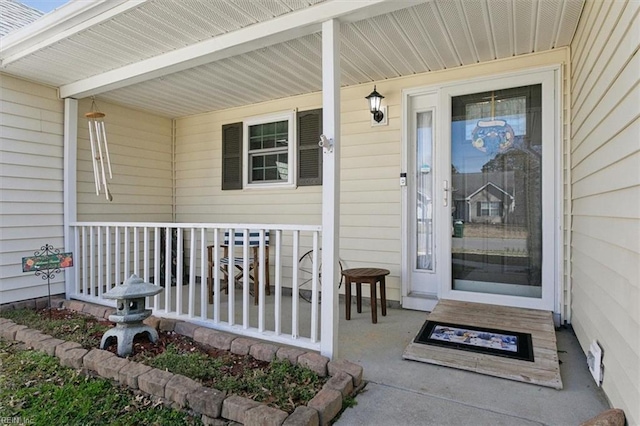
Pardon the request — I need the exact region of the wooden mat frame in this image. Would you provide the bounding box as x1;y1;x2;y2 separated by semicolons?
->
403;299;563;389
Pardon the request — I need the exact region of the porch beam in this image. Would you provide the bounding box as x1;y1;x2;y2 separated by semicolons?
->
58;0;425;99
0;0;146;67
63;98;78;299
320;19;340;360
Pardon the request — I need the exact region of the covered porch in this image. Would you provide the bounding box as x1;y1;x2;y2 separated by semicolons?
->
0;0;585;360
3;0;638;422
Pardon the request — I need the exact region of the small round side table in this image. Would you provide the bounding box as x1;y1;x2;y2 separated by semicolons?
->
341;268;390;324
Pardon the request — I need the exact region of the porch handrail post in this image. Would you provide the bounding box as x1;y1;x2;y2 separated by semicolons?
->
320;19;340;360
63;98;78;299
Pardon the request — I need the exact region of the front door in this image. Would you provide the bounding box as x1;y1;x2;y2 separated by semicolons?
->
403;68;559;312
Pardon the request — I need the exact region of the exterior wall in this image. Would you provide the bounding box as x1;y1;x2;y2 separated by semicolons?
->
175;48;569;304
76;98;173;222
0;74;65;303
569;1;640;423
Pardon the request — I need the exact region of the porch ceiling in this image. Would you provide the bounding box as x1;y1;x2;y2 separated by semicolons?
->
0;0;583;118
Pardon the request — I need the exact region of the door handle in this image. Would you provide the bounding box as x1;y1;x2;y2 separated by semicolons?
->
443;180;449;207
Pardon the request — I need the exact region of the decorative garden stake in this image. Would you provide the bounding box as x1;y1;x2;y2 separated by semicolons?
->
22;244;74;319
100;274;163;357
85;98;113;201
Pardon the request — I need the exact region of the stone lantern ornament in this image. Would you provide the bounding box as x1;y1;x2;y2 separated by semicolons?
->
100;274;163;356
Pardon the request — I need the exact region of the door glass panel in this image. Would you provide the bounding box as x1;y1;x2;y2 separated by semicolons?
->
451;85;542;298
416;111;433;270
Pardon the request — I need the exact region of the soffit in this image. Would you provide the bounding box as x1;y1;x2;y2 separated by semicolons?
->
1;0;584;118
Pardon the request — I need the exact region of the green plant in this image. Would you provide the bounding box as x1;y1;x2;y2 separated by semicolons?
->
145;344;223;381
0;308;110;348
145;345;325;413
0;338;201;425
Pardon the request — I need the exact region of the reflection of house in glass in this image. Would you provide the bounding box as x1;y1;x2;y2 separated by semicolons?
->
452;172;516;225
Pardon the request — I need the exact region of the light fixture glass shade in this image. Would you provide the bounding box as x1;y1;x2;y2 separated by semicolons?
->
365;85;385;123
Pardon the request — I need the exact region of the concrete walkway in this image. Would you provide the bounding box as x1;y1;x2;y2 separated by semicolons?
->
335;307;610;426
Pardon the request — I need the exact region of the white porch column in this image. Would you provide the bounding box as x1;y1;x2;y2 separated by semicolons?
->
320;19;340;359
63;98;78;299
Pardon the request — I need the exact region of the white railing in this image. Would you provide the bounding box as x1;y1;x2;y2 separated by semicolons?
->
68;222;324;352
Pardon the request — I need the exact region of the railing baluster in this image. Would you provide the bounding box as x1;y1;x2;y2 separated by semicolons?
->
242;229;249;329
74;226;80;295
292;230;300;339
114;226;121;287
97;226;103;298
154;227;160;311
144;227;150;307
124;226;130;279
258;229;266;333
143;227;149;281
227;228;235;326
82;226;89;297
274;230;282;335
164;226;172;313
311;232;319;342
105;226;111;291
134;226;140;277
200;228;207;320
176;227;183;316
188;227;196;318
213;228;221;323
89;226;95;297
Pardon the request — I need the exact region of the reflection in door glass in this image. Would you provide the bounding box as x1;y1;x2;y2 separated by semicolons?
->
416;111;433;270
451;85;542;298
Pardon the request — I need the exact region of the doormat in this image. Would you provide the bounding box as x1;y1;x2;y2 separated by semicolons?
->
414;321;534;362
403;300;562;389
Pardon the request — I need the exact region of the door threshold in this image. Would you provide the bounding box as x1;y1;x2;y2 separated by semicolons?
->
402;294;438;312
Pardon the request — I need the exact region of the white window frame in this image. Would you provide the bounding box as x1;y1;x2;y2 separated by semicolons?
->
480;201;501;217
243;110;296;189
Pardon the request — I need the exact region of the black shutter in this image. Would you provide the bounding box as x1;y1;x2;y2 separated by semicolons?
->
297;109;322;186
222;122;243;190
477;202;481;217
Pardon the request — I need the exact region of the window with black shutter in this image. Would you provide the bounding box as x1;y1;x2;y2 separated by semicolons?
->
221;122;243;190
221;108;323;190
297;108;322;186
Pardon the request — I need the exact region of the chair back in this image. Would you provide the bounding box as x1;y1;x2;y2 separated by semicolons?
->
224;230;270;247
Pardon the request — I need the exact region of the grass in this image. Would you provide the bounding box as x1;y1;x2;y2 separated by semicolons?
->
0;338;202;426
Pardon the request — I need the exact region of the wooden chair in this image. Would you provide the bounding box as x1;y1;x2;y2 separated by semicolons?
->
207;231;270;305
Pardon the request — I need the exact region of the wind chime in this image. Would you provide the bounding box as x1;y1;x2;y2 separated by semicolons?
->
471;91;515;155
85;98;113;201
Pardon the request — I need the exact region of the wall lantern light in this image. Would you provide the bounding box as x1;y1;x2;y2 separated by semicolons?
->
365;85;385;123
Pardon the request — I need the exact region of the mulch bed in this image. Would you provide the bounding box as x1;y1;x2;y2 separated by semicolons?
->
45;308;270;377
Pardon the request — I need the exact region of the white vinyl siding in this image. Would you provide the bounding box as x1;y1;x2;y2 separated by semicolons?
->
569;1;640;424
76;99;173;222
175;49;569;304
0;74;65;303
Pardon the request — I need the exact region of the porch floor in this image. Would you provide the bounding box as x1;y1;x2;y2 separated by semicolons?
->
336;304;610;426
